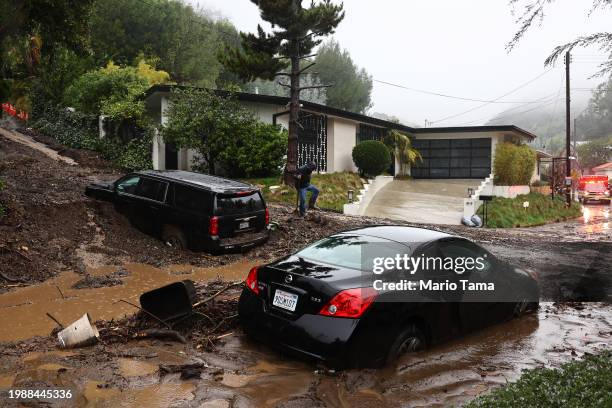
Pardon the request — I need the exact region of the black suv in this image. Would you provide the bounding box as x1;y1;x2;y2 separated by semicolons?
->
85;170;270;252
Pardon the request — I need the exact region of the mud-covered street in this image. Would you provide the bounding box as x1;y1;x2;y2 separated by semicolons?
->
0;130;611;407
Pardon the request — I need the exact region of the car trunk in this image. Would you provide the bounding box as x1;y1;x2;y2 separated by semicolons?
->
214;191;267;238
256;256;364;320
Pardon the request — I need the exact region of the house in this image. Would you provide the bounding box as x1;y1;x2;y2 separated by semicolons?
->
143;85;538;180
592;162;612;178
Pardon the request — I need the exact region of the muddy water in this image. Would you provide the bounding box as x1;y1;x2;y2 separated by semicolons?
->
0;260;255;341
0;303;609;407
580;204;610;235
214;303;611;407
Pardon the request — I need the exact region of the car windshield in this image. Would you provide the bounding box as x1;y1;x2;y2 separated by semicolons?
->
215;192;264;215
295;234;409;271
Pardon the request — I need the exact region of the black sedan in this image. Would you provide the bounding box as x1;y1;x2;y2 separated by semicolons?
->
238;226;539;368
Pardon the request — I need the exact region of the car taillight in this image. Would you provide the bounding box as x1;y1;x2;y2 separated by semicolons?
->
209;216;219;236
245;266;259;295
265;208;269;226
319;288;377;318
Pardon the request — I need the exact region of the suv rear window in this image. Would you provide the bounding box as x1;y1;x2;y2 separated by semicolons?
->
215;192;264;215
174;184;213;213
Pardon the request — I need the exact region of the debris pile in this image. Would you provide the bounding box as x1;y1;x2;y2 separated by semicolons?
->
96;279;243;352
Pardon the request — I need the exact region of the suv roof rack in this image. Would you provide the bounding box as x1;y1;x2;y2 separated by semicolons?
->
136;170;256;194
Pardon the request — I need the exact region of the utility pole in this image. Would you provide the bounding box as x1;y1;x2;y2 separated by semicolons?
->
573;118;577;151
565;52;571;204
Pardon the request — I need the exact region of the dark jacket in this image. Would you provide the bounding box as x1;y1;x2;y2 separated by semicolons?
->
295;163;316;189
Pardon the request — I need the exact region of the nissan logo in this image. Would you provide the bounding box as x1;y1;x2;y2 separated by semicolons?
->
285;274;293;284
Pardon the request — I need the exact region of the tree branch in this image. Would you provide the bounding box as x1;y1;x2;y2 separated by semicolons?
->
544;32;612;67
298;62;316;74
278;81;291;88
298;53;318;60
299;84;333;91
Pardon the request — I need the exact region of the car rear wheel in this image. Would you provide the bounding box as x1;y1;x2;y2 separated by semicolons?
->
514;300;538;316
386;324;427;364
162;225;188;250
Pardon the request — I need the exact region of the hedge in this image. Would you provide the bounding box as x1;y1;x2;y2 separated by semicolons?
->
493;142;536;185
352;140;391;177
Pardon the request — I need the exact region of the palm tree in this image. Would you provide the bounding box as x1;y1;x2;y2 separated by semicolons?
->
383;129;422;176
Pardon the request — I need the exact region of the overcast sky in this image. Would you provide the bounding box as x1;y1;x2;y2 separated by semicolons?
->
192;0;610;127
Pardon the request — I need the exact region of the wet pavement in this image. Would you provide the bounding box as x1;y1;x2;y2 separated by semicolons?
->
363;179;479;225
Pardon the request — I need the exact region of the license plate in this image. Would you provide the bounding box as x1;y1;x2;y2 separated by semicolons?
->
239;221;249;229
272;289;298;312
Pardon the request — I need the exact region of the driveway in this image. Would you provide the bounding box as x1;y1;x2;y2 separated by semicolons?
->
363;179;480;225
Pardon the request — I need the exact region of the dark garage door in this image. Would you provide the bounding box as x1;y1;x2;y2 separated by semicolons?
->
411;138;491;179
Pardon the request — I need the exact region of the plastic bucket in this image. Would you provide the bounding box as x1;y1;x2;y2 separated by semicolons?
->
57;313;100;348
139;280;196;322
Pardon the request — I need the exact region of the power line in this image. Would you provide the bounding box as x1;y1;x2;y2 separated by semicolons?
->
455;92;561;126
373;79;553;104
430;69;555;124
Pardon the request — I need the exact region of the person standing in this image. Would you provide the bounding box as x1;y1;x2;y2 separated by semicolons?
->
294;161;319;216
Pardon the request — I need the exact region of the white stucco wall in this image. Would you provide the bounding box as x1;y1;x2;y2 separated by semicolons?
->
152;97;171;170
242;101;285;125
330;117;358;173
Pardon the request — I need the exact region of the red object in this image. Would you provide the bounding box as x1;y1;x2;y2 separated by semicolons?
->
234;190;255;196
208;216;219;236
265;208;270;226
578;175;608;191
245;266;259;295
319;288;378;318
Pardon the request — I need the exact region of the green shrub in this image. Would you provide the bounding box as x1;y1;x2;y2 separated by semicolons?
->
231;122;287;177
466;351;612;407
477;192;581;228
352;140;391;177
112;136;153;171
63;61;168;122
32;107;99;150
31;106;153;171
493;142;536;185
163;88;287;178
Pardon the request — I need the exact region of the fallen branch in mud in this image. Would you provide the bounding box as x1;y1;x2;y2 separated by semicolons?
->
0;244;31;262
211;314;238;333
193;281;242;308
45;312;64;329
0;271;24;283
133;329;186;344
95;280;243;349
55;285;66;299
114;299;172;330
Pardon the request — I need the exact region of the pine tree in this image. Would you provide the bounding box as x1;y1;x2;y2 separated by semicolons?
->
222;0;344;183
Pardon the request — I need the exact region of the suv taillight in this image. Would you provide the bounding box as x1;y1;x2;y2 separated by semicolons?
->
245;266;259;294
209;216;219;236
265;208;270;226
319;288;377;318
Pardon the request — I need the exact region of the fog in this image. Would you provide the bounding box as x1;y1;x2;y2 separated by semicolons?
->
194;0;610;127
